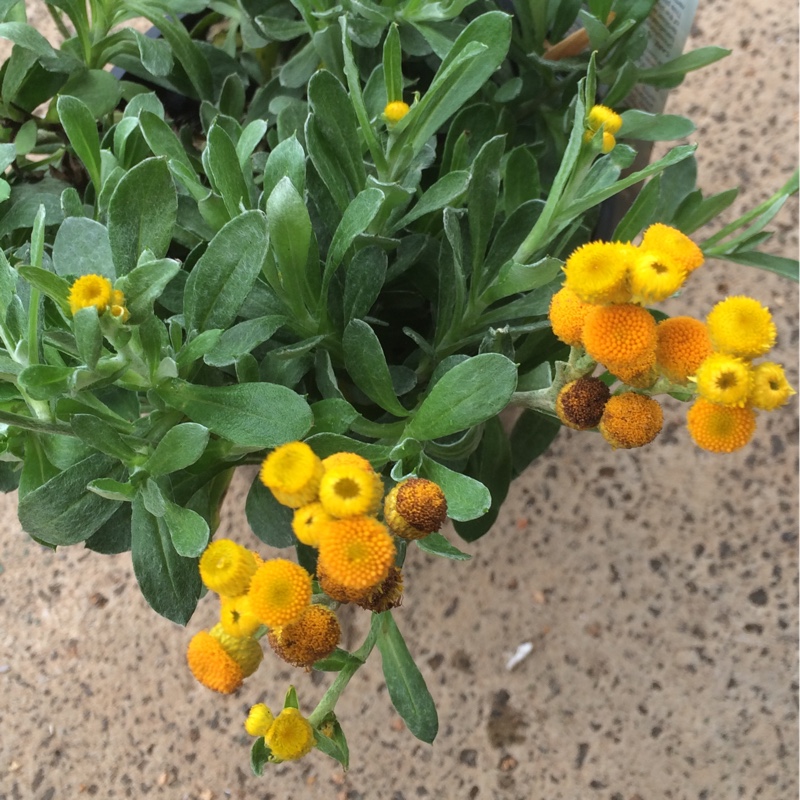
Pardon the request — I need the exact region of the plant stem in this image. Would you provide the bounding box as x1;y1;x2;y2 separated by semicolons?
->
308;613;380;728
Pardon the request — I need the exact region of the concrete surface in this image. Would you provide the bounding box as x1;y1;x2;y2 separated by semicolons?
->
0;1;797;798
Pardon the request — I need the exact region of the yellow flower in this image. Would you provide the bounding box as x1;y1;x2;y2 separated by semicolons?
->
693;353;752;407
248;559;312;628
199;539;257;596
555;377;610;430
245;703;274;737
706;296;777;359
68;274;113;316
582;303;657;370
748;362;796;410
209;623;263;677
265;708;315;761
259;441;324;508
109;288;129;322
686;397;756;453
587;104;623;135
268;604;341;668
318;464;383;518
641;223;704;273
656;316;713;384
220;593;261;638
317;516;396;590
629;249;687;303
384;100;410;123
292;502;333;547
563;241;634;305
383;478;448;540
186;630;244;694
548;286;593;347
599;393;663;449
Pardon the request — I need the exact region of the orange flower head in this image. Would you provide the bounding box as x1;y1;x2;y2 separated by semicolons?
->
641;223;704;273
186;630;244;694
656;316;713;384
555;377;611;430
686;398;757;453
354;565;405;613
317;516;396;590
582;303;657;370
384;478;448;540
599;393;663;449
248;559;312;628
268;604;341;668
548;286;593;347
610;350;658;389
316;562;371;604
199;539;257;596
259;441;323;508
563;241;634;305
706;296;777;359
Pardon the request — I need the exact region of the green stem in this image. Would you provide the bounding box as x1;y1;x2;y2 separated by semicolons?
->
46;5;73;42
308;613;380;728
0;409;74;436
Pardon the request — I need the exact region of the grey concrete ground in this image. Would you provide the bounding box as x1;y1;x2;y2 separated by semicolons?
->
0;1;797;798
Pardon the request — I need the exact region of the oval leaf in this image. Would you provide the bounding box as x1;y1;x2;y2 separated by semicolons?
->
144;422;209;476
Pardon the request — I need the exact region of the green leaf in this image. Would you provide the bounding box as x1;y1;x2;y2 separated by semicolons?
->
618;110;695;141
176;329;222;372
17;364;73;401
87;477;136;502
144;423;209;476
250;737;271;777
57;95;102;190
262;134;305;198
132;29;173;76
72;307;102;369
376;612;438;744
324;187;384;288
637;46;730;84
163;500;209;558
480;257;562;305
52;217;115;279
310;398;358;435
383;23;403;102
612;176;661;242
312;648;361;672
206;121;251;218
306;70;366;210
314;720;349;769
139;110;197;179
70;414;137;462
468;135;505;278
130;493;201;625
59;68;122;118
84;503;132;554
672;187;738;234
391;170;470;231
721;251;799;281
184;210;269;335
156;378;313;448
510;410;561;478
342;320;409;417
17;453;124;545
418;454;491;522
388;12;511;169
416;531;471;560
204;315;287;367
107;157;177;275
246;475;294;548
343;246;386;322
115;256;180;325
405;353;517;441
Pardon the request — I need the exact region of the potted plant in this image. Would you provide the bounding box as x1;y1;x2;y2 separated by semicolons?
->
0;0;795;772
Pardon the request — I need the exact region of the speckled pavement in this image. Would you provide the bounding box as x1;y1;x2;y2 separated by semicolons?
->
0;2;797;799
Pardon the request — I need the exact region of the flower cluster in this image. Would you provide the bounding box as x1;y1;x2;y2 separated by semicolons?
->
186;443;450;763
68;274;129;321
549;225;794;453
685;297;794;452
